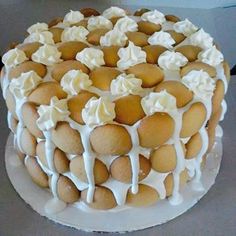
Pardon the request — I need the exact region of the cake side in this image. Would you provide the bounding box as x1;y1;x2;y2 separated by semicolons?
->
0;6;230;213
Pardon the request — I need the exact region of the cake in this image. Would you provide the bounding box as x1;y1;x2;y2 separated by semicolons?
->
1;6;230;216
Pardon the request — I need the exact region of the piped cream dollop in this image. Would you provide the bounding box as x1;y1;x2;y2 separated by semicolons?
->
61;26;89;42
158;50;188;70
102;6;126;19
37;96;70;131
32;44;62;66
113;16;138;32
82;97;115;126
148;31;175;48
182;70;216;100
100;29;127;47
87;16;113;31
110;73;143;96
9;70;42;99
24;31;55;44
141;10;166;25
76;48;105;70
2;48;28;68
117;41;146;70
198;45;224;66
173;19;198;36
189;29;213;49
141;90;177;115
63;10;84;25
27;22;48;34
61;69;92;95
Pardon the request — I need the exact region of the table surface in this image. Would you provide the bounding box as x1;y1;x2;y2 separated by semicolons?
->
0;1;236;236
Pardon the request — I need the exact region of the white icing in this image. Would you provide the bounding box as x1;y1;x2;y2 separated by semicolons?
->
76;48;105;70
158;50;188;70
216;64;228;93
32;44;62;66
63;10;84;25
141;10;166;25
9;71;42;99
61;26;89;42
117;41;146;70
100;29;127;47
87;16;113;31
102;6;126;19
82;97;115;126
220;99;227;121
189;29;213;49
198;46;224;67
113;16;138;33
60;69;92;96
148;31;175;49
182;70;216;100
110;73;143;96
2;48;28;68
173;19;198;36
24;31;54;44
27;22;48;34
36;96;70;131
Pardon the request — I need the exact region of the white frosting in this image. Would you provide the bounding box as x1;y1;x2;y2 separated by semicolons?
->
60;69;92;95
24;31;54;44
113;16;138;33
61;26;89;42
82;97;115;126
63;10;84;25
141;10;166;25
189;29;213;49
37;96;70;131
76;48;105;70
9;71;42;99
182;70;216;100
100;29;127;47
148;31;175;49
27;22;48;34
110;73;143;96
102;6;126;19
198;46;224;66
141;90;177;115
158;50;188;70
32;44;62;66
2;48;28;68
87;16;113;31
117;41;146;70
173;19;198;36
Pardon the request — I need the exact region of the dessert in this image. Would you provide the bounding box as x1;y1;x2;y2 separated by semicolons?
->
1;6;229;217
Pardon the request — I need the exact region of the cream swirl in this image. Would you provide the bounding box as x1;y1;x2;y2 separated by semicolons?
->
158;50;188;70
76;48;105;70
60;69;92;95
100;29;127;47
173;19;198;36
148;31;175;48
110;73;143;96
198;45;224;66
9;71;42;99
32;44;62;66
141;10;166;25
87;16;113;31
141;90;177;116
37;96;70;131
24;31;54;44
2;48;28;68
117;41;146;70
27;22;48;34
61;26;89;42
189;28;213;49
182;70;215;100
102;6;126;19
113;16;138;32
82;97;115;126
63;10;84;25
